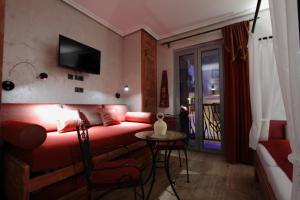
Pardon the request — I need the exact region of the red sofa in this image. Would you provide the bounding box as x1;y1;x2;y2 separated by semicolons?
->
0;103;153;200
254;120;292;200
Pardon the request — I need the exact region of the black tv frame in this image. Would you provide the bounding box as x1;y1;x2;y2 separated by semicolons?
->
58;35;101;75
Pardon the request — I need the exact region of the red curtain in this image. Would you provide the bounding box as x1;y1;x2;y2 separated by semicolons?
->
223;21;253;164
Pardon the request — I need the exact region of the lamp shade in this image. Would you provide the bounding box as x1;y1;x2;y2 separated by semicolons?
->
2;80;15;91
38;73;48;80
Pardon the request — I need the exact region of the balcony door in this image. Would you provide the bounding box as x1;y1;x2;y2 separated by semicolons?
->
175;41;224;152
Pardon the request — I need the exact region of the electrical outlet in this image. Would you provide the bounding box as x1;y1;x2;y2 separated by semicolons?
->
75;87;84;93
68;74;74;80
75;75;84;81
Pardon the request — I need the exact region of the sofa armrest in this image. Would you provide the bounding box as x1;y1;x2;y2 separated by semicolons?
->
125;112;153;124
1;120;47;149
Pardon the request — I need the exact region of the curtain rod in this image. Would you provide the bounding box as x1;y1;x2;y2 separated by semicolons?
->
161;18;258;48
251;0;262;33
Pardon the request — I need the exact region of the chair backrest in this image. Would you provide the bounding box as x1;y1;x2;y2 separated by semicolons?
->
76;123;93;185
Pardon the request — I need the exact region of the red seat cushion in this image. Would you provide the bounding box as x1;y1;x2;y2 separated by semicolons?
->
155;141;186;150
260;140;292;180
7;122;152;172
91;158;140;188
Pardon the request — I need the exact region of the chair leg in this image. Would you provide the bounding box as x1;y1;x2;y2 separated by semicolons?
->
183;149;190;183
141;184;145;200
88;190;92;200
178;150;182;167
134;187;137;200
135;184;144;200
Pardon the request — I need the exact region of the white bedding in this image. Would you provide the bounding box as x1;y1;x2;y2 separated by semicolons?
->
266;166;292;200
257;144;277;169
257;144;292;200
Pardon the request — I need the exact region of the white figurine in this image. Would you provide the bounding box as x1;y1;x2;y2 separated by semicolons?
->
154;113;167;136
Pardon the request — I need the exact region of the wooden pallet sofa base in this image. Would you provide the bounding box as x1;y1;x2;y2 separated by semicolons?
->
254;152;276;200
4;141;147;200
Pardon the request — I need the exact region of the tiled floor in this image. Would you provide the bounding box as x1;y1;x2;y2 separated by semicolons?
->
98;151;264;200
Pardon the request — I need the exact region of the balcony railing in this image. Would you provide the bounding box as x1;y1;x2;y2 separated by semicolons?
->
203;103;221;141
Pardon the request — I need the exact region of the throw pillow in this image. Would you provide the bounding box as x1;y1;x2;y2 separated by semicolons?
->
99;108;120;126
57;109;81;133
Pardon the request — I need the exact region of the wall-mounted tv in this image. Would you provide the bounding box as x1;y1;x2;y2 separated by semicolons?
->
58;35;101;74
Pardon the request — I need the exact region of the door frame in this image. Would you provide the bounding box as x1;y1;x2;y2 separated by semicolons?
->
174;47;200;150
174;40;224;153
197;42;224;153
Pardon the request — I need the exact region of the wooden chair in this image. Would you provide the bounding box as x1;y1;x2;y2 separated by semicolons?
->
76;123;144;200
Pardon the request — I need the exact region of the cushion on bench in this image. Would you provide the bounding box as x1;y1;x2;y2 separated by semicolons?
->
7;122;152;172
260;140;292;180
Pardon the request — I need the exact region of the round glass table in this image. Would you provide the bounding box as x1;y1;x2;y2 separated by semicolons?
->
135;131;186;200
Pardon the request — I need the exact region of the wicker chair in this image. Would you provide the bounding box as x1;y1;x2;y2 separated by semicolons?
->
76;123;144;199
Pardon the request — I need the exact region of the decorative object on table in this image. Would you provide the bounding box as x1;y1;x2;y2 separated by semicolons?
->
159;70;169;107
154;113;167;136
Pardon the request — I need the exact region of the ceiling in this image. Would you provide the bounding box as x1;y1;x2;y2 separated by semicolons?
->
63;0;269;40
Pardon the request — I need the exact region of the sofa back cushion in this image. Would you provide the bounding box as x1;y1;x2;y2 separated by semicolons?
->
57;109;81;133
269;120;287;140
0;104;61;132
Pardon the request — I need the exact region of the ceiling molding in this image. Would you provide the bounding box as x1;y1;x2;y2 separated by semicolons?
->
62;0;125;36
63;0;268;40
122;25;159;39
157;7;258;39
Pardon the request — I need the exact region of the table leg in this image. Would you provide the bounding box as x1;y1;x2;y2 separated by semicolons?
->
144;141;158;200
165;141;181;200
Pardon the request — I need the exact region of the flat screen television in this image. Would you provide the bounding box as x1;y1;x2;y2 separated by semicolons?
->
58;35;101;74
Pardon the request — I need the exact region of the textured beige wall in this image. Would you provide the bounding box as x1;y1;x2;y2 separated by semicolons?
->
2;0;124;104
122;31;141;111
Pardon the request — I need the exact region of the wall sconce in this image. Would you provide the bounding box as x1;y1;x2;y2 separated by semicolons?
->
115;85;130;98
124;85;129;92
2;61;48;91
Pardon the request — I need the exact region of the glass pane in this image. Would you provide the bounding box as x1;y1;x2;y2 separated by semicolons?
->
179;54;196;143
201;49;221;150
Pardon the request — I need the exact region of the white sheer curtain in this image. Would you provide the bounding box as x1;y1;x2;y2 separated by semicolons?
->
269;0;300;199
248;34;285;150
